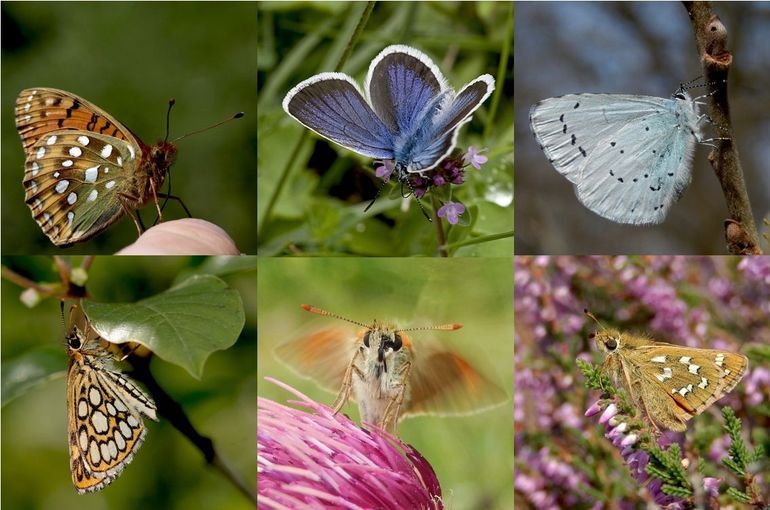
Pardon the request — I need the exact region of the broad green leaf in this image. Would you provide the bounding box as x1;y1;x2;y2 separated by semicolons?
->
83;274;244;379
1;346;66;407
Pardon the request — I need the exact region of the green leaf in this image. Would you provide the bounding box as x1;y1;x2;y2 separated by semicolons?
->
1;346;66;406
83;274;244;379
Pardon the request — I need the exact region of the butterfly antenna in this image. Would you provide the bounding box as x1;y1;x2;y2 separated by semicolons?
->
398;323;463;333
406;182;432;222
364;179;389;212
301;304;371;329
172;111;245;143
165;98;176;143
584;309;606;330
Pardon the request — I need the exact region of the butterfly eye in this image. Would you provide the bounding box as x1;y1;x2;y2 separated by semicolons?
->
363;331;371;348
67;334;81;349
606;338;618;350
588;333;595;339
391;333;403;352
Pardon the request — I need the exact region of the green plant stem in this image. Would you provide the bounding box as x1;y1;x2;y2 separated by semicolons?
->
442;230;514;250
431;194;449;257
257;2;376;242
484;2;513;140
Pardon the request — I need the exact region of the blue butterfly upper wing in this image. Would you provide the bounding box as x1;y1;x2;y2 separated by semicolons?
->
430;76;495;141
365;45;447;135
282;72;394;159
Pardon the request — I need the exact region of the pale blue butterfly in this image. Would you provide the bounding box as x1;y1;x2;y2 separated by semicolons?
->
529;86;707;225
283;45;495;212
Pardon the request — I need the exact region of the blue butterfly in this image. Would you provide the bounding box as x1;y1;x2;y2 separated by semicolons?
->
283;45;495;213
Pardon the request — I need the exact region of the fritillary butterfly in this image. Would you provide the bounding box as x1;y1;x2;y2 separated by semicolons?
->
15;88;178;246
66;303;157;493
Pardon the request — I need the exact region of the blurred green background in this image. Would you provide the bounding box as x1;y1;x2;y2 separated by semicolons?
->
257;258;514;509
1;256;256;510
2;3;257;254
257;2;513;256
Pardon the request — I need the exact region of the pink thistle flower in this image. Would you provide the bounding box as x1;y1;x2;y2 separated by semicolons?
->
258;378;443;509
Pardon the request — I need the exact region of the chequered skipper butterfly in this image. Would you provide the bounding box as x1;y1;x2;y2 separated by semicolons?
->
66;303;157;493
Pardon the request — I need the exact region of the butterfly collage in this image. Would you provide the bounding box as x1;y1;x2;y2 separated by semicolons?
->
1;2;769;510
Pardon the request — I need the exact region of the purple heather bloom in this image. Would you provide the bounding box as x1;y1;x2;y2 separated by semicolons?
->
703;477;721;498
437;202;465;225
463;146;488;169
375;160;395;182
258;378;442;509
585;399;687;509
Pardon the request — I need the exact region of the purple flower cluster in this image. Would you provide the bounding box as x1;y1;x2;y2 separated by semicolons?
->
585;401;687;509
258;378;442;509
374;147;489;225
514;446;593;509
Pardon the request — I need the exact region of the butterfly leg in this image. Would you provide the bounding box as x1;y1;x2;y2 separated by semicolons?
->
118;193;146;235
156;193;193;218
381;361;411;432
332;350;363;415
149;179;163;223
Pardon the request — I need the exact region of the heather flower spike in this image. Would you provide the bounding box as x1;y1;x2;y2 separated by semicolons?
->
258;377;443;509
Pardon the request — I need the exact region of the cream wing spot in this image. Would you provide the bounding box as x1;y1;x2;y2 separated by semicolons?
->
106;180;116;189
89;441;101;465
698;377;709;389
79;429;89;451
67;211;75;225
29;181;38;193
108;440;118;460
78;399;89;418
115;431;126;450
67;192;77;205
54;171;60;178
688;364;700;374
89;386;102;406
127;415;140;428
91;410;109;433
31;162;40;176
100;442;111;462
46;135;57;145
127;145;135;160
36;146;46;159
87;190;98;202
69;147;82;157
55;180;69;194
117;156;123;166
62;160;74;167
77;135;90;146
651;355;667;363
101;144;113;158
119;420;132;439
114;399;128;412
106;402;117;416
84;166;98;183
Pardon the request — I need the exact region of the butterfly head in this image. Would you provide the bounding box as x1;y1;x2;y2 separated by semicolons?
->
592;329;625;355
360;323;411;376
150;141;178;173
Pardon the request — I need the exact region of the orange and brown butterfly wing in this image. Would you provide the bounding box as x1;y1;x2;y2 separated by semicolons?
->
15;88;141;150
15;88;151;245
626;343;748;431
403;343;507;418
274;327;360;393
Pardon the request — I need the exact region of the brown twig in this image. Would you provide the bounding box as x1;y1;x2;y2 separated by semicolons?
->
130;356;256;504
682;2;762;254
